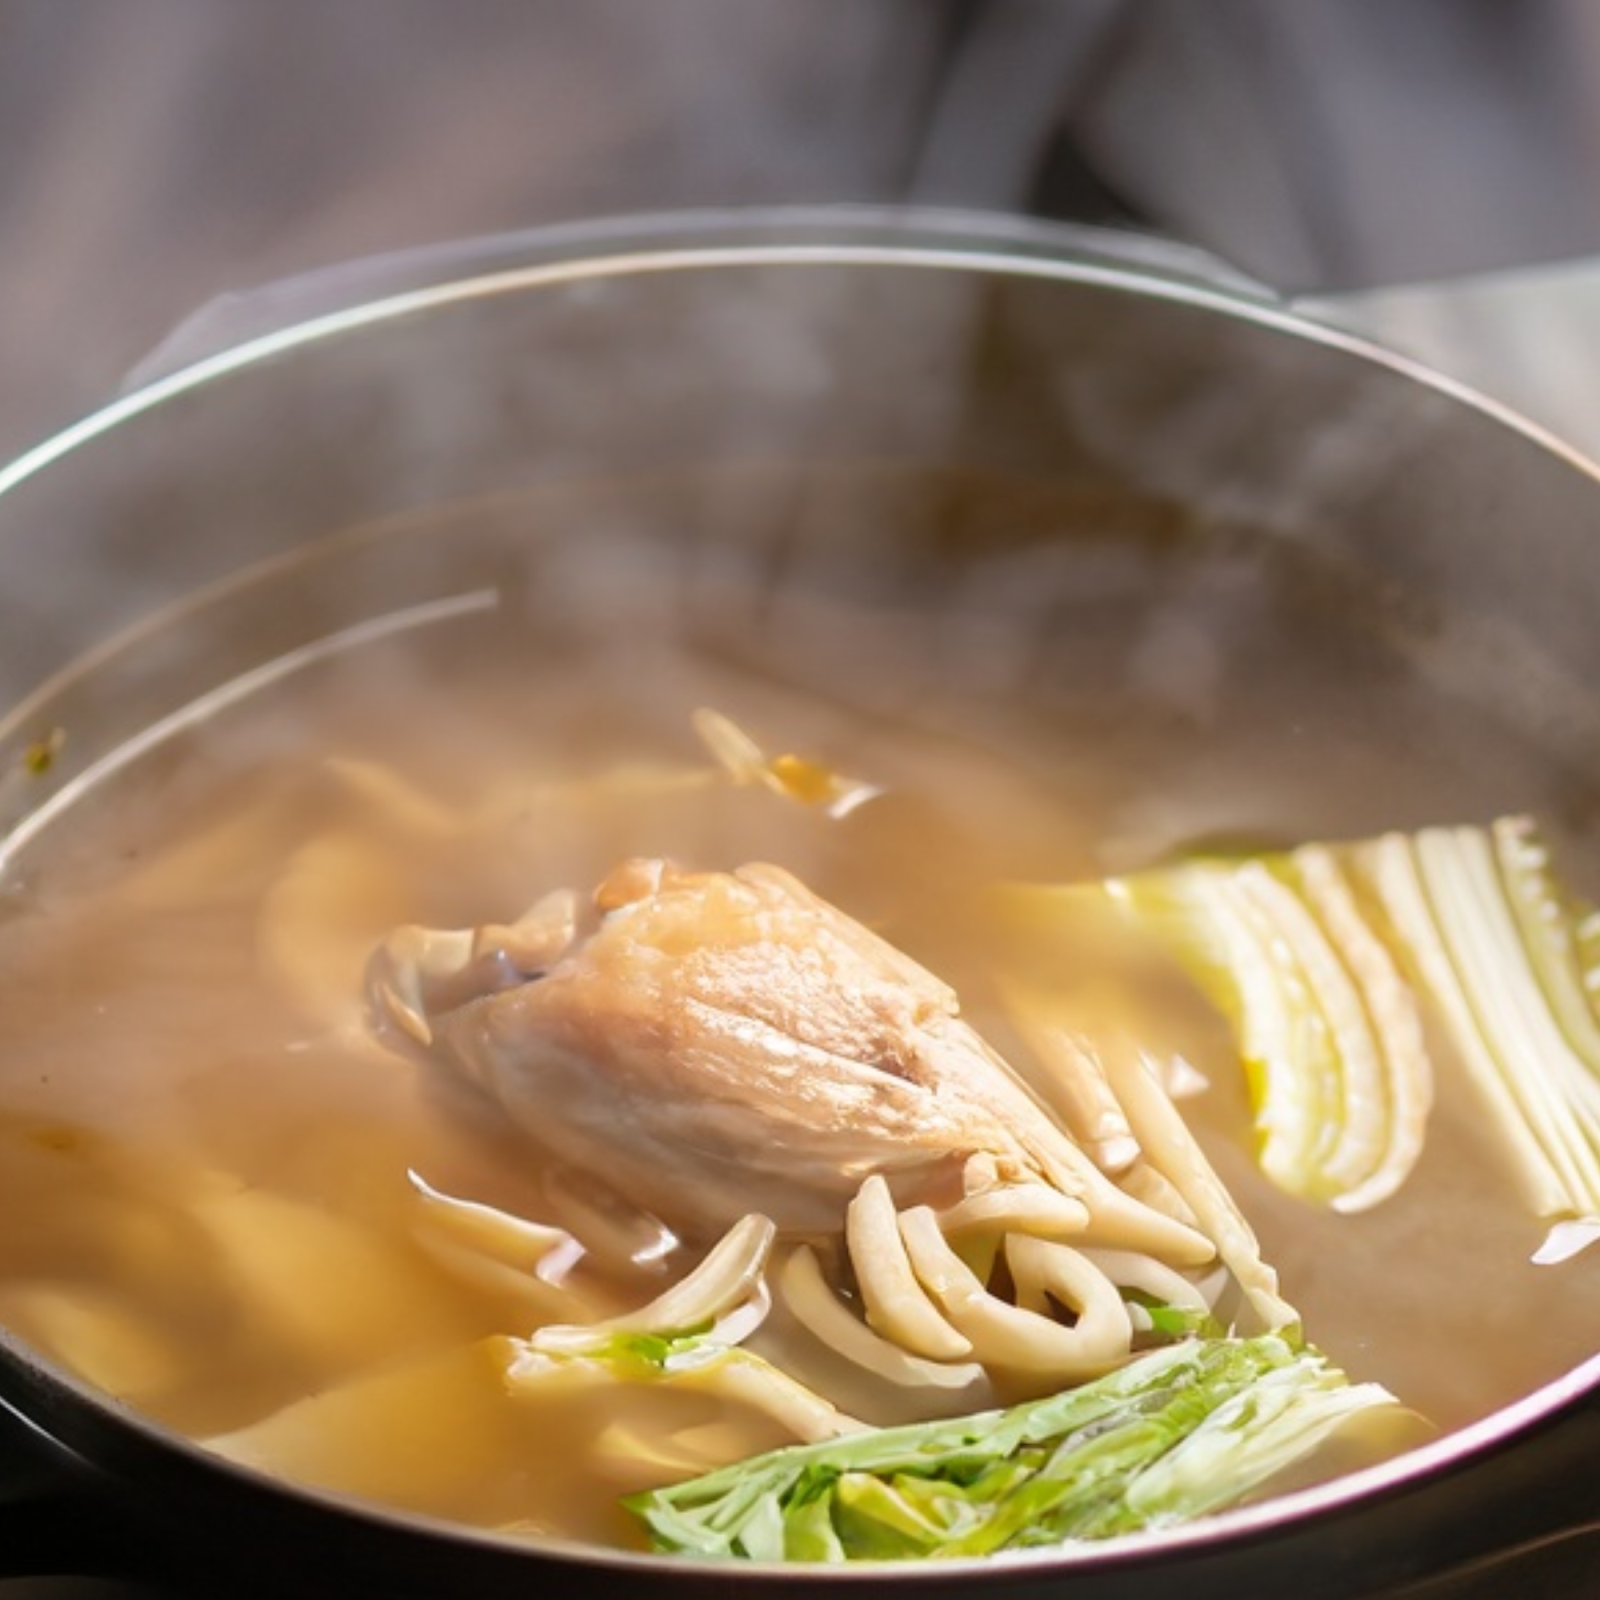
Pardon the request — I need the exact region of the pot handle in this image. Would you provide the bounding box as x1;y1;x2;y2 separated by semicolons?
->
1388;1518;1600;1599
1293;263;1600;471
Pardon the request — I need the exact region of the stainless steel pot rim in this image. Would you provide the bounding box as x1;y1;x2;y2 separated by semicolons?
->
5;202;1600;498
4;203;1600;1578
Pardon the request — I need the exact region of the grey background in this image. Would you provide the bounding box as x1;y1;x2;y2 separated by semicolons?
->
7;0;1600;467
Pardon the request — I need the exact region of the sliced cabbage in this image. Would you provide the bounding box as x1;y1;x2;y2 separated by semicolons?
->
1105;845;1432;1215
1023;816;1600;1257
1362;819;1600;1261
624;1334;1397;1562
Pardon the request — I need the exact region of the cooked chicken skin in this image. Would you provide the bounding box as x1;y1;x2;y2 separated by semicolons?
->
368;858;1212;1264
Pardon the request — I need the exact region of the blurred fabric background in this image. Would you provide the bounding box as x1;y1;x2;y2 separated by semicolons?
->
7;0;1600;464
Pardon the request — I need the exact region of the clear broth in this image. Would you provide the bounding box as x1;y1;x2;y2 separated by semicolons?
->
1;469;1597;1547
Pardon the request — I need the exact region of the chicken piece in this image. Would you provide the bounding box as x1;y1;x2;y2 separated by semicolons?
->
367;859;1212;1263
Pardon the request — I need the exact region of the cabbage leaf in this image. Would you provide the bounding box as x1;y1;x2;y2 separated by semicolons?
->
624;1334;1394;1562
1030;816;1600;1254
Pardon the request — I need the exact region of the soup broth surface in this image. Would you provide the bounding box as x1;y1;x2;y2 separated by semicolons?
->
1;473;1597;1549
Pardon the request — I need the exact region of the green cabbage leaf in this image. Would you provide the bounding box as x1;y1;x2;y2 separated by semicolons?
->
624;1334;1394;1562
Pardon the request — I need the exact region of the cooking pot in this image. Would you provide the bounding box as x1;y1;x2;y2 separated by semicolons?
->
2;209;1600;1599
